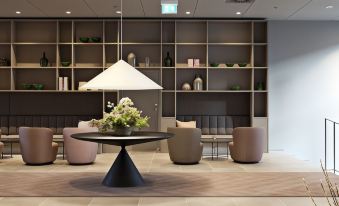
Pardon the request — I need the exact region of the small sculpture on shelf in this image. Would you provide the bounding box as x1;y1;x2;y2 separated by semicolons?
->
230;85;241;91
182;82;191;90
193;74;203;91
127;53;136;67
0;58;10;66
164;52;173;67
40;52;49;67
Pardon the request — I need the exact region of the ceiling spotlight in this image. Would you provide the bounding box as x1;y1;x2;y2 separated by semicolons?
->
65;11;71;14
326;5;334;9
15;11;21;14
186;11;191;15
236;11;241;15
116;11;121;14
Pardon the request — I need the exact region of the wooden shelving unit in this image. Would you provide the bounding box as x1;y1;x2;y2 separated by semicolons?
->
0;19;268;151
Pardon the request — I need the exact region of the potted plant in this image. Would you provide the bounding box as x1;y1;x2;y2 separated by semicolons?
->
90;97;149;136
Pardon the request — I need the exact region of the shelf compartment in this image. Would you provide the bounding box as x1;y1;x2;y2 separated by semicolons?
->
74;21;103;43
58;45;72;67
59;21;72;43
139;69;161;85
122;21;161;43
254;22;267;43
0;44;11;65
254;93;267;117
13;45;57;67
0;69;11;90
0;21;11;43
254;69;267;91
176;21;206;43
14;68;56;90
162;44;175;67
14;21;56;43
176;68;207;90
74;45;103;67
105;44;118;67
208;45;251;66
176;45;206;67
208;69;252;90
121;45;161;67
162;92;175;117
58;68;72;90
162;21;175;43
162;68;175;90
254;45;267;67
74;68;102;91
176;92;251;117
105;21;118;43
208;22;251;43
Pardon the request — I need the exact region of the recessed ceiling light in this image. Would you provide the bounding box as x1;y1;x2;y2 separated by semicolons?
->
326;5;334;9
116;11;121;14
185;11;191;15
236;11;241;15
15;11;21;14
65;11;71;14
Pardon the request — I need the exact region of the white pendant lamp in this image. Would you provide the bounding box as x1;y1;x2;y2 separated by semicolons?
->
80;0;163;91
81;60;162;90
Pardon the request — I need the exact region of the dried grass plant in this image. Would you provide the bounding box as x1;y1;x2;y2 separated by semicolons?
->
303;161;339;206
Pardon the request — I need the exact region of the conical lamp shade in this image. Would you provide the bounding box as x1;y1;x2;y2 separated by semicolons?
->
80;60;163;90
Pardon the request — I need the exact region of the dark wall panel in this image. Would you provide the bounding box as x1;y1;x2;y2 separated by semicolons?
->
10;92;103;115
0;93;10;115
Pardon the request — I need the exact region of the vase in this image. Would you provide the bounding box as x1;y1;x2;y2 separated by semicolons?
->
40;52;49;67
164;52;172;67
193;74;203;91
113;127;134;136
127;53;136;67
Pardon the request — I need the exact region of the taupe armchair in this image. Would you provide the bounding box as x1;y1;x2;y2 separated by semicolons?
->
19;127;58;165
63;127;98;165
229;127;264;163
0;130;4;159
167;127;203;164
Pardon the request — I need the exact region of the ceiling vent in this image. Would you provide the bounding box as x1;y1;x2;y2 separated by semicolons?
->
224;0;254;3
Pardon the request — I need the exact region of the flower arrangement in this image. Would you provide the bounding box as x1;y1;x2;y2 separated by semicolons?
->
91;97;149;135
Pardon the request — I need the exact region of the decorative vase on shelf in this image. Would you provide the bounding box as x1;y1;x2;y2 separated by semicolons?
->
164;52;173;67
193;74;203;91
40;52;49;67
127;53;136;67
256;82;265;90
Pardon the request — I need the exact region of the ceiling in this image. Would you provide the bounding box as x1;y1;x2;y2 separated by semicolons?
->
1;0;339;20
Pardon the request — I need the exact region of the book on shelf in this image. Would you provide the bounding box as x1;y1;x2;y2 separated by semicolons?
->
63;77;69;91
58;77;63;91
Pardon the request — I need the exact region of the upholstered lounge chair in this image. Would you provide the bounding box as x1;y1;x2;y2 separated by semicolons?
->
167;127;203;164
0;130;3;159
63;127;98;165
229;127;264;163
19;127;58;165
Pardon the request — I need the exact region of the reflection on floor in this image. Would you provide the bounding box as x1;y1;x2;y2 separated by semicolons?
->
0;151;328;206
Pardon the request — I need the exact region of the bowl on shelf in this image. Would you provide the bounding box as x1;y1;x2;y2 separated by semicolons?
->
238;63;248;67
210;63;219;67
90;37;101;43
61;61;71;67
32;84;44;90
226;63;234;67
230;85;241;90
22;83;33;90
79;37;89;43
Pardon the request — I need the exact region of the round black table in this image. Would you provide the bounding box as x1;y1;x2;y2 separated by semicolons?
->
71;131;173;187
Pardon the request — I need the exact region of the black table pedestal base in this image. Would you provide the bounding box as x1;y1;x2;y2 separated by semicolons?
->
102;146;144;187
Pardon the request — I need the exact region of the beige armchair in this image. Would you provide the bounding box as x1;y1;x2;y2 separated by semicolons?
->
19;127;58;165
63;127;98;165
167;127;203;165
229;127;264;163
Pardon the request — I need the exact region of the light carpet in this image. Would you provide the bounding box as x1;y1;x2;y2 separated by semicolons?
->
0;172;335;197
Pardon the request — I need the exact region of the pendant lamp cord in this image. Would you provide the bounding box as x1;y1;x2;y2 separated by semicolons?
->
120;0;122;60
